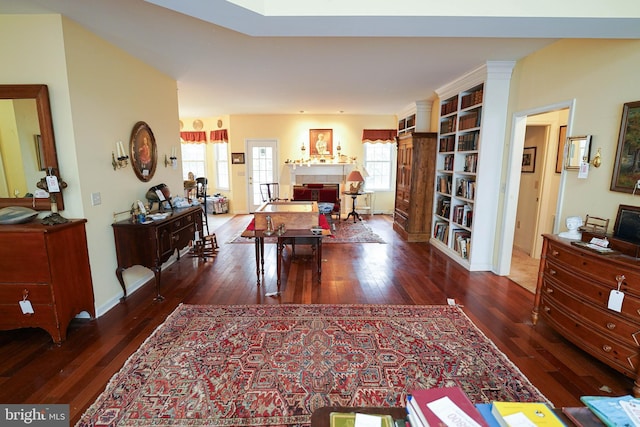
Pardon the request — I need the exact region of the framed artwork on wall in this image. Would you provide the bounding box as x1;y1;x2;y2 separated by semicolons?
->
522;146;536;173
231;152;245;164
611;100;640;193
130;121;157;182
309;129;333;157
555;125;567;173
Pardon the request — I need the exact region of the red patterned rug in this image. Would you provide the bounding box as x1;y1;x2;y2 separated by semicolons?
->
76;304;546;426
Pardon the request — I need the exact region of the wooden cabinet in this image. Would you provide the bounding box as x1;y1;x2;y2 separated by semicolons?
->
112;206;202;301
393;132;437;242
431;61;515;270
0;219;95;343
533;234;640;396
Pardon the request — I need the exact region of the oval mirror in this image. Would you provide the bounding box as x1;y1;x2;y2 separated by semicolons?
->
0;84;64;210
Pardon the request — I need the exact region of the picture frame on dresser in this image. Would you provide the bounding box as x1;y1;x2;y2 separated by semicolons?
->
611;100;640;193
613;204;640;246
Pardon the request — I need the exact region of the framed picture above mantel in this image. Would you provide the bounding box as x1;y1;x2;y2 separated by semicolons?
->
309;129;333;157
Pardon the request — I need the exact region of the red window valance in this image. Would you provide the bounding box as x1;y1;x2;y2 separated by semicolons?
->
180;131;207;144
210;129;229;143
362;129;397;143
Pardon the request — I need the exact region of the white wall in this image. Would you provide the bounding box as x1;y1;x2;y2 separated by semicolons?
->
505;39;640;230
1;15;182;314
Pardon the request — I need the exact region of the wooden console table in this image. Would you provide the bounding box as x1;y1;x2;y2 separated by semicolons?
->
112;206;202;301
0;219;95;343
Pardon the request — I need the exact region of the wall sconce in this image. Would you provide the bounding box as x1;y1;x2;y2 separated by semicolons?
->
300;142;306;158
591;147;602;168
112;140;129;170
336;141;342;156
164;147;178;169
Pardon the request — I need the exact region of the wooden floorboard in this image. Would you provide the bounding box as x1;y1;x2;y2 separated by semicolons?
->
0;214;633;424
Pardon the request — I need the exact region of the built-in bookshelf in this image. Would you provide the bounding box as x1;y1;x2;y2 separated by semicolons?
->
398;113;416;135
431;61;515;271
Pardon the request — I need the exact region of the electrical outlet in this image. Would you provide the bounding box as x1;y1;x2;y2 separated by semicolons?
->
91;192;101;206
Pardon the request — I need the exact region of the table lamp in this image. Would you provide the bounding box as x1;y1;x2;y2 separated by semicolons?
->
346;169;365;193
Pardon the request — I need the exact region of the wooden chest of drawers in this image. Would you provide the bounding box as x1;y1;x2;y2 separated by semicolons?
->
533;234;640;396
0;219;95;343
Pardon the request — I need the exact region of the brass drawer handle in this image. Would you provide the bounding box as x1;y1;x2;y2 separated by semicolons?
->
543;306;551;313
548;269;557;276
606;322;616;330
551;250;559;256
602;345;612;353
545;287;554;294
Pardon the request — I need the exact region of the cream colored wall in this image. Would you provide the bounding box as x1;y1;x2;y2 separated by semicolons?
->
505;39;640;234
1;15;182;314
194;114;399;213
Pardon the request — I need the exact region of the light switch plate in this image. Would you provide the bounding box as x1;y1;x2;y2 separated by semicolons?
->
91;192;101;206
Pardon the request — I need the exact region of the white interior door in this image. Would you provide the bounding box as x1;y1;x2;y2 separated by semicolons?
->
247;139;279;212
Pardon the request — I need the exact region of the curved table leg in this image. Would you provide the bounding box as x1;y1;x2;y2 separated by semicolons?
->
152;266;164;301
254;237;261;286
116;267;127;301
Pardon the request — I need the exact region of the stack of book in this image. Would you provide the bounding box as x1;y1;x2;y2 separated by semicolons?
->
404;387;567;427
403;387;640;427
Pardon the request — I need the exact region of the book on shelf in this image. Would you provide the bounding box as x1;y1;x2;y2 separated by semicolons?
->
580;395;640;427
407;386;489;427
490;401;566;427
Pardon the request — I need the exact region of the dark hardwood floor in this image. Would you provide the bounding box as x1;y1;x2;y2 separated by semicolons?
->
0;214;632;424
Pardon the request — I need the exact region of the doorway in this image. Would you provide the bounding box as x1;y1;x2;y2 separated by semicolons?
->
246;139;280;212
496;101;574;277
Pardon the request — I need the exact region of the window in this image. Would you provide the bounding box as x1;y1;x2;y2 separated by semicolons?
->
363;143;393;191
214;142;230;190
181;143;206;180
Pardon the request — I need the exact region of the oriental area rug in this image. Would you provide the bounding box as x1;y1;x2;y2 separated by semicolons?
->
76;304;546;427
229;219;385;244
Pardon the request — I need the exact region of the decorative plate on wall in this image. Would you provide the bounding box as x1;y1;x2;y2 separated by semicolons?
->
193;119;204;130
179;120;184;130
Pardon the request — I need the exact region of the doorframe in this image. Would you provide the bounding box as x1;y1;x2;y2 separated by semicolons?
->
495;99;576;275
245;138;281;213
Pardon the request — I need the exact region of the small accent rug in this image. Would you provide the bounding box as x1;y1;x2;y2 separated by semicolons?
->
77;304;546;427
228;219;385;244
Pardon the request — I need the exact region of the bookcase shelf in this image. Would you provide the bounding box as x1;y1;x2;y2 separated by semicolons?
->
431;61;515;271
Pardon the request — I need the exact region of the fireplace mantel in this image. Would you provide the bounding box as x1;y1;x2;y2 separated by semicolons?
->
285;162;354;196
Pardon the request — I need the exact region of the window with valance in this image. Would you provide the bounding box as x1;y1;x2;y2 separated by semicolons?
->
210;129;229;144
180;131;207;144
361;129;397;144
362;129;396;191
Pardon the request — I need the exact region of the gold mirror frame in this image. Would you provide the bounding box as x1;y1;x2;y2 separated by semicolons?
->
0;84;64;211
564;135;592;170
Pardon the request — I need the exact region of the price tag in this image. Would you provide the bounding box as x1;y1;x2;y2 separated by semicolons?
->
608;290;624;312
19;299;35;314
46;175;61;192
156;189;166;201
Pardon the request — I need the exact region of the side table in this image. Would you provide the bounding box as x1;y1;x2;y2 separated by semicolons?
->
343;191;365;222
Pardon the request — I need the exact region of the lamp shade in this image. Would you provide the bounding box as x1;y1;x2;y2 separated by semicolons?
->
346;170;365;182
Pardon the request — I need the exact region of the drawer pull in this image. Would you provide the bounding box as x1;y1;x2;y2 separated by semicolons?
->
602;345;612;353
606;322;616;330
551;250;559;256
545;287;554;294
543;306;551;314
548;269;557;276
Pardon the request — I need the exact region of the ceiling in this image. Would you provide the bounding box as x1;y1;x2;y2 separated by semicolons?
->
2;0;640;118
